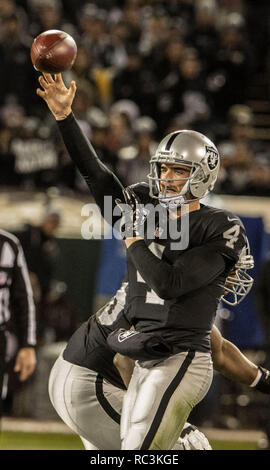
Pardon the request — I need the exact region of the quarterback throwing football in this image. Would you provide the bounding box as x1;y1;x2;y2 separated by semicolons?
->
37;73;255;450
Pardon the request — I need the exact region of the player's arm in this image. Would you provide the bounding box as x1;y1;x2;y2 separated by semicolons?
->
126;240;226;299
211;325;270;393
211;325;257;384
125;217;247;300
36;73;124;218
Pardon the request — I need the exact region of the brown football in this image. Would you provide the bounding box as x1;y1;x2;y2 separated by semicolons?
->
30;29;77;74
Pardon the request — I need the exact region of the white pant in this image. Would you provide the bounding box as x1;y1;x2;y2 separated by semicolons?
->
48;353;212;450
121;350;213;450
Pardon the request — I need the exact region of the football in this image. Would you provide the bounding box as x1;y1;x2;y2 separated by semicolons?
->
30;29;77;74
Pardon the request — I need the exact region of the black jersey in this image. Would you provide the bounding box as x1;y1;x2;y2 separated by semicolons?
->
125;195;247;352
63;281;129;389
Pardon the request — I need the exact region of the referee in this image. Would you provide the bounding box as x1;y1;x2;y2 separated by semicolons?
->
0;229;37;419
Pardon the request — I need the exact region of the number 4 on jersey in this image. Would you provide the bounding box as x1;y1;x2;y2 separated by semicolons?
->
223;224;240;249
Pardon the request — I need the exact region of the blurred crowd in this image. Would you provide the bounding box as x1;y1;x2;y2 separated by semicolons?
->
0;0;270;195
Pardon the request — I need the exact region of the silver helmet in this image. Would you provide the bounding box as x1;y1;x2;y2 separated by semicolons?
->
148;130;220;207
221;240;254;306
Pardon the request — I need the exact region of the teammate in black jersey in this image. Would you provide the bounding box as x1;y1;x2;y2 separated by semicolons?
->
37;73;255;450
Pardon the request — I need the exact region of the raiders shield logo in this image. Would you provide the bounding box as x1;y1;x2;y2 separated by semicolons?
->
206;146;219;170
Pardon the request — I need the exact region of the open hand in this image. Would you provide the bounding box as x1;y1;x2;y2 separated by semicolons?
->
14;347;37;381
36;72;76;121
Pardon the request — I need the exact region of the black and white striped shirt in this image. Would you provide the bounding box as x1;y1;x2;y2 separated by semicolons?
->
0;229;36;347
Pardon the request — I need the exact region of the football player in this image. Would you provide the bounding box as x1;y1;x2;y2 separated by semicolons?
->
37;73;256;450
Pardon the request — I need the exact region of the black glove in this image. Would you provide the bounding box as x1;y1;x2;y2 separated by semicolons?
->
254;366;270;393
115;186;149;238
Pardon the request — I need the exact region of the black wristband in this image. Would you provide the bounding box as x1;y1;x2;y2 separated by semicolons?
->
254;366;270;393
180;424;198;438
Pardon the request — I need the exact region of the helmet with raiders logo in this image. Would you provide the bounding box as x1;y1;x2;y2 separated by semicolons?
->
148;130;220;207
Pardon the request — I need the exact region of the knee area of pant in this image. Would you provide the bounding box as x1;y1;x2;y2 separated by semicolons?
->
121;424;148;450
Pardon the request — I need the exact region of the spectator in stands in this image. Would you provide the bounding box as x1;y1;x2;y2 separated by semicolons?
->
153;39;186;134
87;108;119;173
0;0;16;21
189;0;219;69
216;104;253;194
112;44;156;117
117;115;157;185
216;0;247;29
106;20;129;71
27;0;76;39
216;104;270;195
107;100;138;152
77;4;112;69
164;115;191;135
139;9;171;64
0;10;37;114
245;160;270;197
210;12;255;118
177;47;212;134
9;115;58;190
0;119;17;187
121;0;142;45
31;1;63;33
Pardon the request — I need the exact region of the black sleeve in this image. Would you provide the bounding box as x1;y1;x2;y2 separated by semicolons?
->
127;241;226;300
10;242;36;348
57;113;124;222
